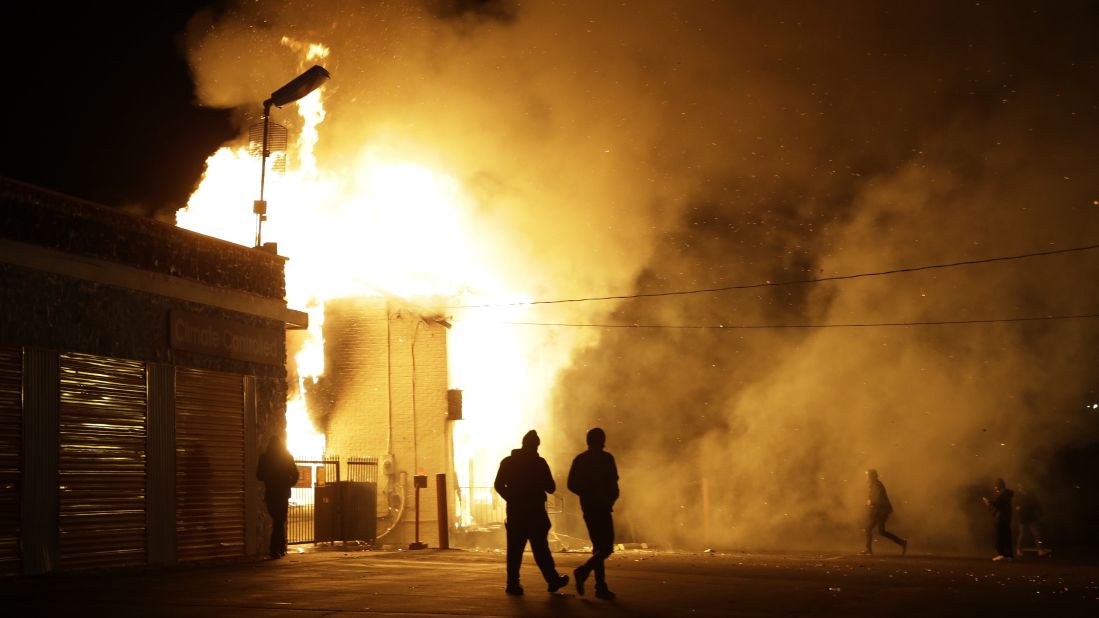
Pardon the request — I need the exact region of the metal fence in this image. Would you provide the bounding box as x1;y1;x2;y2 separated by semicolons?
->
288;456;379;545
288;473;571;549
288;458;339;545
340;457;378;544
456;486;506;530
452;487;567;550
347;456;379;484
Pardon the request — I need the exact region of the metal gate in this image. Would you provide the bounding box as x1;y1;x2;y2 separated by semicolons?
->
0;346;21;575
287;457;338;545
288;456;377;545
175;367;245;561
57;352;147;569
347;457;379;484
342;457;378;543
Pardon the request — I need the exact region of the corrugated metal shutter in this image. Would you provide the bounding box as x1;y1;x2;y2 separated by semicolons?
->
58;352;147;569
175;367;245;561
0;346;21;575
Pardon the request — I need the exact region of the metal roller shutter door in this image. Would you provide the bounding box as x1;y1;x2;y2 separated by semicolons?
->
175;367;245;561
0;346;21;575
58;352;147;570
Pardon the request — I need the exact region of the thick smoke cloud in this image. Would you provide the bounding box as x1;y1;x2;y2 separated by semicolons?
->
184;1;1099;552
549;4;1099;551
424;0;518;24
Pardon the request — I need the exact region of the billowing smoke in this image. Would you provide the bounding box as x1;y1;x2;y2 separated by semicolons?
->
546;3;1099;552
183;1;1099;551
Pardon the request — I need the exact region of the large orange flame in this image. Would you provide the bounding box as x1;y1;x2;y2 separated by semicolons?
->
177;41;565;491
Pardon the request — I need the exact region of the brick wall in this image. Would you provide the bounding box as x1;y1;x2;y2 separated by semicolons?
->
322;298;456;547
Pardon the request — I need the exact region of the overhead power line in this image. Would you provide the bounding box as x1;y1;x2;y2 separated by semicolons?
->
449;243;1099;309
501;312;1099;330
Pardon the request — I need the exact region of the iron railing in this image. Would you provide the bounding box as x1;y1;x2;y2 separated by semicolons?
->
452;486;567;550
288;456;378;545
456;486;505;530
287;457;339;545
346;456;379;484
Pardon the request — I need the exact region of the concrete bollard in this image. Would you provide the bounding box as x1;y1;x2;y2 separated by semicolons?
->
436;473;449;550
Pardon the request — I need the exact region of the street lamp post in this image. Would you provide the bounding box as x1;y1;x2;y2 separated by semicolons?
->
254;64;331;249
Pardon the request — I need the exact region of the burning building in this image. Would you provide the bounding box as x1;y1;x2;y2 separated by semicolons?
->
0;178;303;574
174;35;567;552
305;297;458;548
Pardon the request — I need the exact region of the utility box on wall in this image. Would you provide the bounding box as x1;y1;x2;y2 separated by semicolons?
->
447;389;462;421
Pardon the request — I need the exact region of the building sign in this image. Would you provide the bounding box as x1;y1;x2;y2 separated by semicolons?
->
170;310;281;365
295;466;313;489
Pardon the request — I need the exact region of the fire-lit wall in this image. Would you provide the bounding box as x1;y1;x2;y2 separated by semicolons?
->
316;297;456;547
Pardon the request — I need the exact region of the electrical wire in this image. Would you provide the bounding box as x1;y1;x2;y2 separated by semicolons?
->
501;312;1099;330
449;243;1099;309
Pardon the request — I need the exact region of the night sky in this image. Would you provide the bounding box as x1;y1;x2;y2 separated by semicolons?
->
4;1;1099;552
2;3;235;217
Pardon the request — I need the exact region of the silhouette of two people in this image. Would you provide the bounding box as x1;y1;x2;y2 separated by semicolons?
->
567;427;619;599
257;435;299;559
494;430;570;595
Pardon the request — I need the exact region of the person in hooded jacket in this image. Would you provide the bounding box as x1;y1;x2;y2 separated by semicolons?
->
567;427;620;599
862;469;907;555
982;477;1015;561
257;434;299;559
493;430;569;595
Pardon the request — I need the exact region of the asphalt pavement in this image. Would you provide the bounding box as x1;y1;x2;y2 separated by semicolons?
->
4;546;1097;617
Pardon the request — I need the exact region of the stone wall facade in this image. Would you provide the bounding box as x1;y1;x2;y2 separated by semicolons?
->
0;179;296;572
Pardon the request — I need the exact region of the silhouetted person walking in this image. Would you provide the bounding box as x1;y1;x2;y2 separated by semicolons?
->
1014;483;1050;557
257;435;299;559
982;477;1014;561
862;469;907;555
494;430;569;595
567;427;619;599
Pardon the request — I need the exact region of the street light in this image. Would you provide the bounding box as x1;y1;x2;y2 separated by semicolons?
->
254;65;331;249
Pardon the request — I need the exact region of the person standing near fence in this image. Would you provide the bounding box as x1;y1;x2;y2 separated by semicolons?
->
494;430;570;596
257;434;299;559
567;427;620;599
